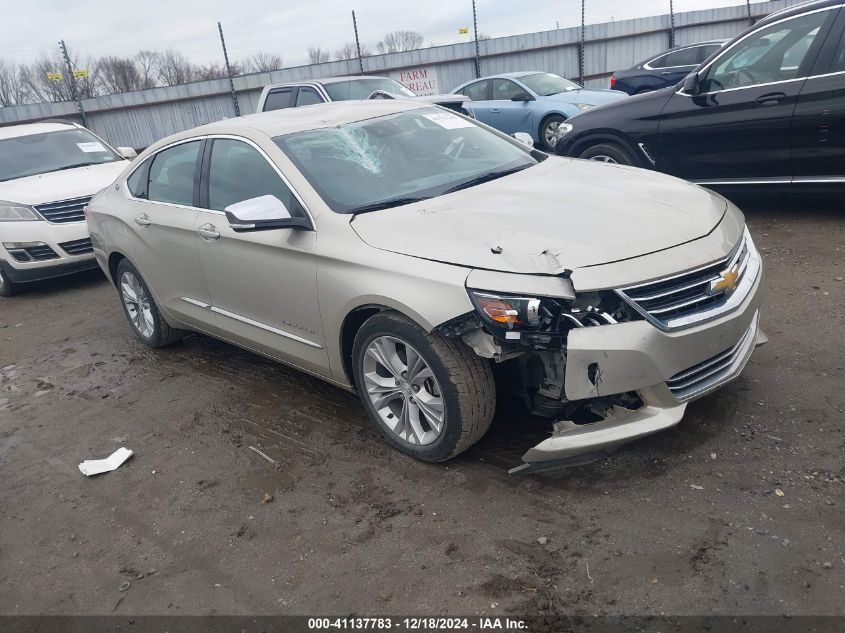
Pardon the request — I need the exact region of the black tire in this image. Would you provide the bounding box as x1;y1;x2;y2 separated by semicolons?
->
115;259;182;348
0;267;22;297
579;142;637;166
352;311;496;462
538;114;566;152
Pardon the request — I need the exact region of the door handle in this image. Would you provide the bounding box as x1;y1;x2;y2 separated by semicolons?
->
490;108;500;113
756;92;786;105
134;214;151;226
660;71;673;75
197;224;220;241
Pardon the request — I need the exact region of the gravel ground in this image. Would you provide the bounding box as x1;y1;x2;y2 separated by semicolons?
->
0;195;842;616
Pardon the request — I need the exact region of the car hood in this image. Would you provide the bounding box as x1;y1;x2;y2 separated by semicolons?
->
350;158;727;275
543;88;628;106
0;161;128;205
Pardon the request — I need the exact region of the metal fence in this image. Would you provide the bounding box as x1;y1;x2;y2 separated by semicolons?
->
0;1;799;149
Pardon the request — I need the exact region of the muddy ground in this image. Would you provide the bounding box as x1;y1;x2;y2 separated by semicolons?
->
0;195;842;616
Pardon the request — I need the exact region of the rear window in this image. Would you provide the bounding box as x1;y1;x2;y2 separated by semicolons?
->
651;46;702;68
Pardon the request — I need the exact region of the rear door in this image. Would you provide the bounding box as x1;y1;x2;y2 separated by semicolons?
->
656;7;838;182
193;137;329;373
791;7;845;181
489;78;534;135
123;139;211;320
458;80;493;124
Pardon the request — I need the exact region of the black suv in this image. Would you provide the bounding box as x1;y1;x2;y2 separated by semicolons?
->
555;0;845;189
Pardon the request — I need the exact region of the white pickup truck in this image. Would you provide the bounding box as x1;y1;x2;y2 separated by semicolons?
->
255;76;473;117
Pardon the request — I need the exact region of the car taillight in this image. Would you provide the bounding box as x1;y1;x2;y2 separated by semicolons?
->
610;75;616;89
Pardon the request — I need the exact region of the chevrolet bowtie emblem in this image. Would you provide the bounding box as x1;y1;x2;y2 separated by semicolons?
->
709;266;740;296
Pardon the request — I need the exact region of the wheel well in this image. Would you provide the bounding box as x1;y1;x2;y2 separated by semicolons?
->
571;134;642;167
107;252;126;286
340;305;384;386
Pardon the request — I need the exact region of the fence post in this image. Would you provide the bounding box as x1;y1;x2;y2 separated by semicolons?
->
352;11;365;75
471;0;481;78
668;0;676;47
217;22;241;117
58;40;88;128
579;0;586;85
746;0;754;26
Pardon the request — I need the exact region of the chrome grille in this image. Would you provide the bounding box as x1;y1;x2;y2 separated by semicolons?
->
34;196;92;224
666;313;758;401
617;230;757;331
59;238;94;256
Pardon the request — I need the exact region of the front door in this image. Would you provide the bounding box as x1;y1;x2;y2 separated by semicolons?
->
489;78;534;135
193;137;329;373
657;7;837;182
123;139;211;321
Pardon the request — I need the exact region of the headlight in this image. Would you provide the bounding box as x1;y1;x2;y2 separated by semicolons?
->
575;103;593;112
0;200;39;222
469;291;544;330
554;123;574;143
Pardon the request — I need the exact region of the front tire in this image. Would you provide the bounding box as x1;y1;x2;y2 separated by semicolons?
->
352;311;495;462
116;259;182;348
579;142;637;166
0;267;21;297
539;114;566;152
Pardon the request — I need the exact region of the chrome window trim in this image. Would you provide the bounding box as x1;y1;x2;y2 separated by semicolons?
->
693;176;845;185
616;228;761;332
180;297;323;349
643;44;708;71
124;134;315;227
675;4;843;98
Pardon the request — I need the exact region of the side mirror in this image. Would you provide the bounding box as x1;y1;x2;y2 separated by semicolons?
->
117;147;138;159
682;72;700;95
224;195;310;232
511;91;535;102
512;132;535;148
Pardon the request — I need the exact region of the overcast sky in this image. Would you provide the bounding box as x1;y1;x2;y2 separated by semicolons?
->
5;0;767;67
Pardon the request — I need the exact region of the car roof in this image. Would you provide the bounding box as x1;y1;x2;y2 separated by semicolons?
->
161;100;430;145
763;0;841;23
267;75;392;88
0;121;78;140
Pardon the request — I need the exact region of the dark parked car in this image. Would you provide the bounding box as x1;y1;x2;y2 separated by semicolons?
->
610;40;726;95
555;0;845;190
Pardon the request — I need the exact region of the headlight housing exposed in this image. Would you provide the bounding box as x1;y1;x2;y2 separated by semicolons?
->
468;289;638;343
0;200;39;222
575;103;593;112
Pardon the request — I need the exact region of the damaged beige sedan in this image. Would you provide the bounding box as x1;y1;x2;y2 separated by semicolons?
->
87;100;766;473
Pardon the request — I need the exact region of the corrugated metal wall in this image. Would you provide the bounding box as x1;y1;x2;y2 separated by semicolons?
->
0;0;799;148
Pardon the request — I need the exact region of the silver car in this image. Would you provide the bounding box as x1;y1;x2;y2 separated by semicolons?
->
87;101;766;472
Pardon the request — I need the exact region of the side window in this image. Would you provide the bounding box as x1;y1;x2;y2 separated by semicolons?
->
660;46;703;67
263;88;294;111
126;163;147;198
207;139;303;217
147;141;201;206
701;44;723;61
462;80;489;101
492;79;525;100
832;28;845;73
702;9;831;91
296;87;323;106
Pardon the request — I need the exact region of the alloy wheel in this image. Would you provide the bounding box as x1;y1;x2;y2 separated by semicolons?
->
589;155;618;163
544;120;561;147
120;271;154;338
362;335;445;446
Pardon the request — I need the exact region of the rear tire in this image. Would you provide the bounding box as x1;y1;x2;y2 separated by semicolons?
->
352;311;496;462
0;267;21;297
116;259;182;348
579;142;637;166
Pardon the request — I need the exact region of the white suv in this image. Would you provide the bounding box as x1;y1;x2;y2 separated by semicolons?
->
0;121;135;296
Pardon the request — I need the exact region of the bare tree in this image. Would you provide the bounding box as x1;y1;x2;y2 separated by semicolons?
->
194;62;244;81
245;52;283;73
19;53;96;103
376;31;424;54
334;42;370;61
155;50;196;86
0;58;27;106
135;51;160;89
307;46;331;64
98;56;143;95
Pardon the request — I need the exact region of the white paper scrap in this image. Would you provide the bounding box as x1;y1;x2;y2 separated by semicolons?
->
79;447;133;476
423;112;475;130
77;141;107;153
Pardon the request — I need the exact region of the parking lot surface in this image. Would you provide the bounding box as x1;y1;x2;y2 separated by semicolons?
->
0;196;842;616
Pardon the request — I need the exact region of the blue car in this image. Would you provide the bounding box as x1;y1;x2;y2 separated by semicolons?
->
610;40;727;95
451;72;627;150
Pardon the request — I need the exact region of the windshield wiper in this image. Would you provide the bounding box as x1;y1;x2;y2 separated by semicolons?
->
52;162;100;172
441;164;532;195
348;196;433;214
